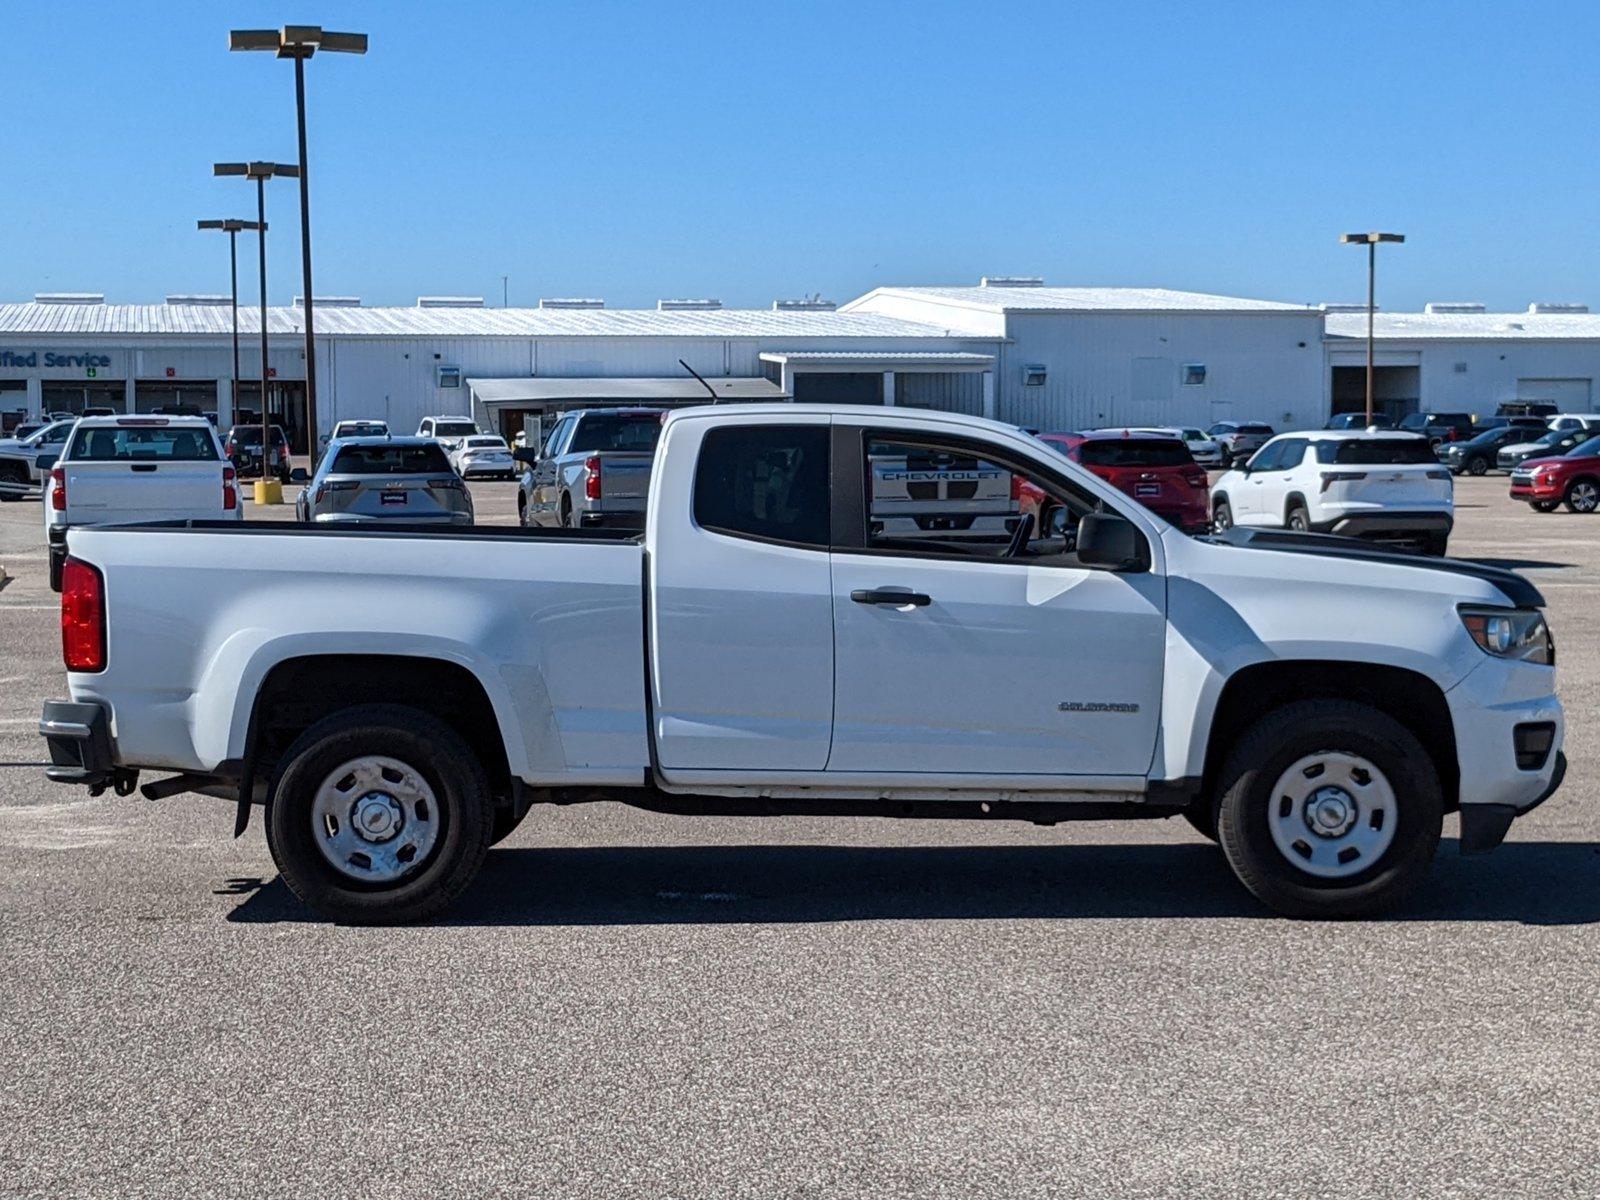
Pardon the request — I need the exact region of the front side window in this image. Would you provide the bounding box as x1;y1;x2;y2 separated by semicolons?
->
863;432;1114;566
693;424;829;548
1246;442;1283;472
69;425;219;461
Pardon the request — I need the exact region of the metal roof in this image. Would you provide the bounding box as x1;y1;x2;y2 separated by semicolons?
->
847;285;1316;315
466;377;788;404
759;350;994;362
1327;310;1600;341
0;301;958;340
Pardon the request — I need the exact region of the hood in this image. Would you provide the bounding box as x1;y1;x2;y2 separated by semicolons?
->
1208;526;1544;608
1517;454;1580;470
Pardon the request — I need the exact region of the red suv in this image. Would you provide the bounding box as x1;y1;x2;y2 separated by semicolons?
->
1024;430;1211;533
1508;434;1600;513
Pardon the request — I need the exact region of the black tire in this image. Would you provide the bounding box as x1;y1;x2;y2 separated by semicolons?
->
1211;497;1233;534
517;492;530;527
559;494;576;529
264;704;494;924
1215;699;1443;918
1465;456;1488;476
1563;477;1600;514
489;806;528;847
1531;500;1560;513
0;461;26;501
1286;502;1311;533
49;546;65;593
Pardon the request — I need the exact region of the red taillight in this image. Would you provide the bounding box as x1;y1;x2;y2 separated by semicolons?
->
222;465;237;511
585;455;602;500
1184;470;1209;490
61;558;105;673
50;466;66;511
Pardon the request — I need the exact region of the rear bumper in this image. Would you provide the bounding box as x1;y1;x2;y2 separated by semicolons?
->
39;700;116;788
1313;511;1454;540
578;510;646;530
311;511;474;526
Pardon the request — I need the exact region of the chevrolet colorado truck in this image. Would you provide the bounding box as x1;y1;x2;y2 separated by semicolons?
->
40;405;1566;923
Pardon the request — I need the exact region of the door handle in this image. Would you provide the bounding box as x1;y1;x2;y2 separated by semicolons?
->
851;588;931;607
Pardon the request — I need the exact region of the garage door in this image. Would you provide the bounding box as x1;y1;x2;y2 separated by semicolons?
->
1517;378;1592;408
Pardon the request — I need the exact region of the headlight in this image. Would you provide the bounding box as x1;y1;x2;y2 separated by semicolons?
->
1458;605;1554;664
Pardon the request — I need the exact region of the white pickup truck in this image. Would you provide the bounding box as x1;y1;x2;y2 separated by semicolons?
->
40;405;1566;923
44;415;239;590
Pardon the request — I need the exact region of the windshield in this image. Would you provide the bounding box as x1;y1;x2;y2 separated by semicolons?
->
229;426;287;446
331;443;453;475
1078;439;1194;467
463;436;506;449
69;425;218;461
1314;437;1437;465
1570;435;1600;458
1533;430;1568;447
567;414;663;454
335;422;387;438
432;421;478;437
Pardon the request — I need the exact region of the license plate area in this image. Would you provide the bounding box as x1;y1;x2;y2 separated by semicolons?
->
1135;483;1161;497
380;490;407;506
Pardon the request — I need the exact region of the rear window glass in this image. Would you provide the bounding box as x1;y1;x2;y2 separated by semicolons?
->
1077;439;1193;468
1236;423;1273;434
568;414;663;454
229;426;287;446
432;421;478;437
1314;438;1436;465
463;437;505;449
335;422;387;438
70;425;218;461
694;425;829;547
331;443;452;475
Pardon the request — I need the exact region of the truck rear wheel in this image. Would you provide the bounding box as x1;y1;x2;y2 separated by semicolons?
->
1215;699;1442;918
265;704;493;924
0;462;24;500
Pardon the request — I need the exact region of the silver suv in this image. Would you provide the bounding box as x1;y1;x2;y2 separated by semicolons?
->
296;436;473;525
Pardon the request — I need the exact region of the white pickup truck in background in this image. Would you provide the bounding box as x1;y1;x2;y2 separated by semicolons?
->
40;405;1565;924
44;415;239;589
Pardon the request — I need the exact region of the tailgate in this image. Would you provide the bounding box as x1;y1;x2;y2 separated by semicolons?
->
1322;464;1453;509
595;452;654;502
64;461;223;520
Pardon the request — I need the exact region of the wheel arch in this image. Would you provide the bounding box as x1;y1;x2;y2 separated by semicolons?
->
1284;492;1310;522
241;653;521;809
1198;660;1459;815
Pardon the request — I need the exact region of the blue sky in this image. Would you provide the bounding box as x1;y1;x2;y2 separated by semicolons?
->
2;0;1595;311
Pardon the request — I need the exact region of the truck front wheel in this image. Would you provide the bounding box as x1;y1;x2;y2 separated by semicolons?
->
1215;699;1442;918
265;704;494;924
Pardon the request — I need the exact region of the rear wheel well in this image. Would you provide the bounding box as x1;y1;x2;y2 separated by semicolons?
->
250;655;512;808
1201;661;1459;813
1284;492;1308;520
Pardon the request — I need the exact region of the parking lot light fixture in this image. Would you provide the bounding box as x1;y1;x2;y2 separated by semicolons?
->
197;219;266;427
1340;232;1406;426
215;161;298;470
229;25;368;458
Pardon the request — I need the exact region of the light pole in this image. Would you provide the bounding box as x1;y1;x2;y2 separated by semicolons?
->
197;219;265;428
229;25;368;457
1340;232;1405;425
215;161;298;477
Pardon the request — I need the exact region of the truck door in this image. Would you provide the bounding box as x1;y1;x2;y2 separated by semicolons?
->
827;426;1165;779
648;417;835;771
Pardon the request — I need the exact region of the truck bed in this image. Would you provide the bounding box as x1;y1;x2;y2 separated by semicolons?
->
63;520;651;784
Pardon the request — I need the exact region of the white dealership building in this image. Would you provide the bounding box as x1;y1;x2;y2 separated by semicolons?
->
1;281;1595;449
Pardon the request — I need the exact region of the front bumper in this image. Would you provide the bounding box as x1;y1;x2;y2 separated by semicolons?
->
1448;656;1566;852
1509;476;1562;501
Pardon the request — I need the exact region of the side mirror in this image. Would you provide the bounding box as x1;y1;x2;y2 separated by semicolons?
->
512;447;540;465
1076;512;1145;571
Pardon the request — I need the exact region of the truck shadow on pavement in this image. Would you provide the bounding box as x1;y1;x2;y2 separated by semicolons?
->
224;838;1600;926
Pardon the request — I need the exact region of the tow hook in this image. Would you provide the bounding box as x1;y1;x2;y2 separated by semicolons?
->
89;768;140;798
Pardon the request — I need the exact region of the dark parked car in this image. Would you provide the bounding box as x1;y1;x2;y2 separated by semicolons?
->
1398;411;1475;445
225;423;291;482
1444;424;1547;475
1497;426;1596;471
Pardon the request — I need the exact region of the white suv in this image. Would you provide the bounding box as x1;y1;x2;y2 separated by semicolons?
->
1210;430;1454;555
415;415;480;453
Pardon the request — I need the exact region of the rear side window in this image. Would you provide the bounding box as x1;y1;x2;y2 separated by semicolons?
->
569;414;663;454
693;425;829;547
1315;438;1436;465
331;443;452;475
1077;439;1193;467
70;426;218;461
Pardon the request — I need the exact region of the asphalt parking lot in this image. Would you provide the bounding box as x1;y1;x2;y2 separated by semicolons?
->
0;477;1596;1199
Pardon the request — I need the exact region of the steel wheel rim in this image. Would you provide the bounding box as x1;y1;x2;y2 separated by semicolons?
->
1571;482;1598;511
310;755;442;885
1467;458;1486;476
1288;511;1308;530
1266;751;1398;879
